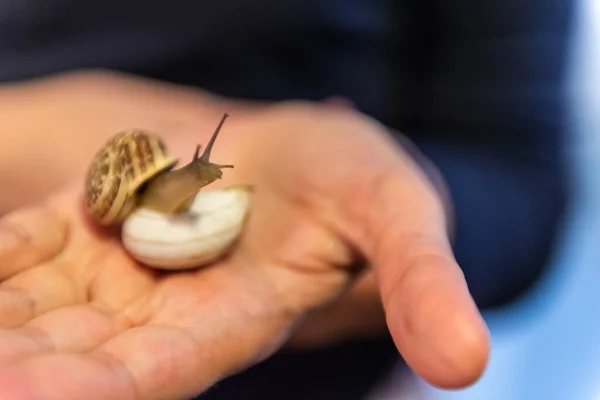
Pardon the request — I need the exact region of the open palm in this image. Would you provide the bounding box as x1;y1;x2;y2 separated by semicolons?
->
0;103;489;400
0;183;299;400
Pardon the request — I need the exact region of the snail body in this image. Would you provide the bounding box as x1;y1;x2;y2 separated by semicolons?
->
84;113;251;269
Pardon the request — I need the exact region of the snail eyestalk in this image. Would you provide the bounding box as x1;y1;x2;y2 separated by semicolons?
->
199;113;229;162
190;112;234;182
192;145;201;160
192;142;234;172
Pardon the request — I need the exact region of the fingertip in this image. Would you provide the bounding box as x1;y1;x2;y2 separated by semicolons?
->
419;309;491;389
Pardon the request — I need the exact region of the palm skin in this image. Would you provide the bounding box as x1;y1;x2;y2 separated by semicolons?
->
0;103;489;400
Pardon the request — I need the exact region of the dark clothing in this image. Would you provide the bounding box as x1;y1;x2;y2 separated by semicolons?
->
0;0;576;398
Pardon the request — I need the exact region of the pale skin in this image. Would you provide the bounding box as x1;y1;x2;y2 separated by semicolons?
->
0;71;490;399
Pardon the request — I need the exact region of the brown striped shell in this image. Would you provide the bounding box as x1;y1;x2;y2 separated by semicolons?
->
85;130;178;226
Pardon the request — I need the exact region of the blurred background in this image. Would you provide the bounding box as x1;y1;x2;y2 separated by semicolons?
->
370;0;600;398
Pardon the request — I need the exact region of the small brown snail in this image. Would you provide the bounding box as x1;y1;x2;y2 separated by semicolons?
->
84;113;251;269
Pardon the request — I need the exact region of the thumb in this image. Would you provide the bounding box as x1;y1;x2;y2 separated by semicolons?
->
277;108;490;388
342;135;490;388
245;105;490;387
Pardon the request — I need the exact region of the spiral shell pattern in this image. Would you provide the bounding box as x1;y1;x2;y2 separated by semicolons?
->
84;130;178;225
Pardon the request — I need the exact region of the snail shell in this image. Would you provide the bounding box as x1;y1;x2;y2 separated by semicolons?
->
122;185;251;269
85;130;178;226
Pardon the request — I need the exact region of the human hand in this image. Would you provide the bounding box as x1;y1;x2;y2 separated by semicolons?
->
0;102;489;399
0;69;400;353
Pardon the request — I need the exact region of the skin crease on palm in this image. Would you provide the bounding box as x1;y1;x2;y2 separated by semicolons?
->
0;71;490;400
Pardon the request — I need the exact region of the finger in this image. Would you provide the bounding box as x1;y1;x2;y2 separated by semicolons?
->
0;288;36;328
0;328;54;362
0;306;118;361
0;265;80;323
22;304;119;352
0;353;137;400
345;162;490;388
0;203;67;280
0;329;189;400
267;110;490;388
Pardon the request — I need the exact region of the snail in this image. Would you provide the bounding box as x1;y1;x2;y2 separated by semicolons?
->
84;113;252;270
